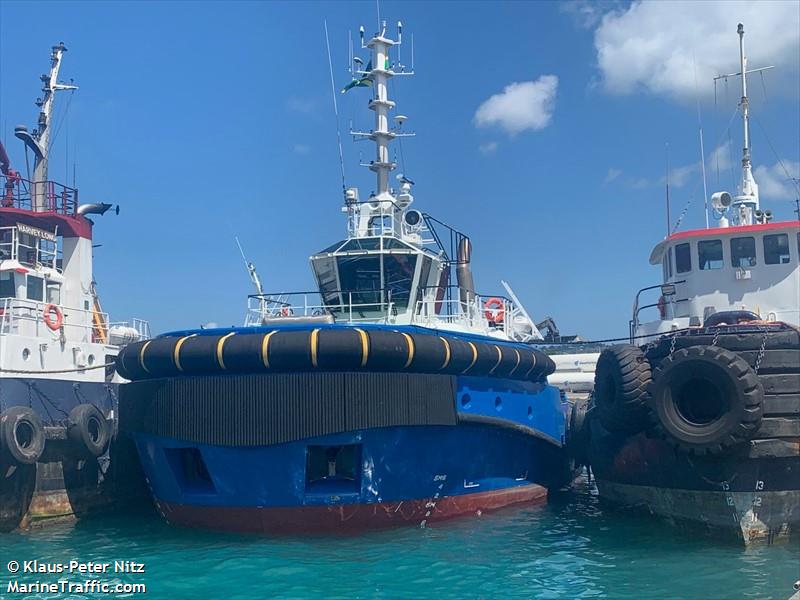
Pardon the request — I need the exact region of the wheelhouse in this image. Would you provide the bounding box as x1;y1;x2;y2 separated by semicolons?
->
632;221;800;337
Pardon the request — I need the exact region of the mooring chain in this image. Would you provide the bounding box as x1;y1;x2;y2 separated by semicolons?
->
753;327;769;375
711;329;721;347
669;332;678;358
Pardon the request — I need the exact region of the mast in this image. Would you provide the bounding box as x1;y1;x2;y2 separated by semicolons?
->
350;21;414;203
13;43;78;211
737;23;758;210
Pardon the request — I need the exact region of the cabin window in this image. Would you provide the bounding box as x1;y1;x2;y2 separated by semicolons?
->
26;275;44;301
667;247;673;278
764;233;790;265
675;243;691;273
0;272;14;298
337;254;382;308
46;283;61;305
383;254;417;311
698;240;723;270
731;236;756;268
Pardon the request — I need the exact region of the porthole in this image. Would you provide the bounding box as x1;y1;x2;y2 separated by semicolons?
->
495;396;503;411
22;348;30;361
527;405;533;420
460;394;472;408
87;354;96;366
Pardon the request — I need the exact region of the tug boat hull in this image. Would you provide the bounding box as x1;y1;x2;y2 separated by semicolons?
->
0;379;147;531
135;423;561;535
119;328;570;535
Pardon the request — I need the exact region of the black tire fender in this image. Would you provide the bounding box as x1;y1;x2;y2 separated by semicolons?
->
593;344;652;434
648;345;764;455
67;404;111;458
566;398;591;466
0;407;45;465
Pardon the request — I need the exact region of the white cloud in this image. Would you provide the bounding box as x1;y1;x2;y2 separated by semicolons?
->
559;0;623;29
292;144;311;155
474;75;558;135
479;142;498;155
604;168;622;184
593;1;800;102
754;161;800;201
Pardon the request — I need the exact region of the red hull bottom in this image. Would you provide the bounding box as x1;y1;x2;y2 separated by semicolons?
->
155;484;548;535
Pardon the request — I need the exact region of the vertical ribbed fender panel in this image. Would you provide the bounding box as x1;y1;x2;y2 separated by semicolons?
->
123;372;457;447
176;335;225;374
407;333;447;372
267;330;313;371
316;328;365;370
364;330;409;371
221;333;267;373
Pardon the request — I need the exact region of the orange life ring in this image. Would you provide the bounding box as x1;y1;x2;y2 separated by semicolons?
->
43;304;63;331
657;296;667;319
484;297;505;323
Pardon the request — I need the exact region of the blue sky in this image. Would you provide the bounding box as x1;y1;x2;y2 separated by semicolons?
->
1;0;798;338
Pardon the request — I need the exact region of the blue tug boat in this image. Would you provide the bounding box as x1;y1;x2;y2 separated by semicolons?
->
117;19;570;534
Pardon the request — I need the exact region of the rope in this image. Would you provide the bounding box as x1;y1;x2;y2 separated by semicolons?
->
0;361;115;375
530;323;794;347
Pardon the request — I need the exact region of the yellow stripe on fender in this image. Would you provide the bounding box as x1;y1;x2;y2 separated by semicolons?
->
354;328;369;367
439;337;451;369
310;329;321;367
524;351;538;378
172;334;196;372
216;332;237;369
138;340;152;374
400;332;415;368
508;348;521;376
489;345;503;374
261;331;277;369
462;342;478;373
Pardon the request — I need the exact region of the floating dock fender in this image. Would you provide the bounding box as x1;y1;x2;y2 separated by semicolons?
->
117;328;556;383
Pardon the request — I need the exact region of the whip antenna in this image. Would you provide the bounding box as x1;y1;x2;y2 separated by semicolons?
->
693;53;710;228
324;20;347;191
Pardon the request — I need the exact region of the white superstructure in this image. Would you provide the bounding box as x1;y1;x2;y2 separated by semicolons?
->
1;44;148;383
244;21;541;343
632;24;800;340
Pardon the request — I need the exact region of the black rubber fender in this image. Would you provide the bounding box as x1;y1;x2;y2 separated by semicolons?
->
116;328;556;383
566;398;591;467
593;344;652;434
0;407;45;465
67;404;111;458
648;345;764;455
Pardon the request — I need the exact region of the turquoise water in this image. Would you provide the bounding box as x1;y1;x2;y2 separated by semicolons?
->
1;479;798;600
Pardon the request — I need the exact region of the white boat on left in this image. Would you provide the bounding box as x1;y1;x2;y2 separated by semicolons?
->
0;43;149;530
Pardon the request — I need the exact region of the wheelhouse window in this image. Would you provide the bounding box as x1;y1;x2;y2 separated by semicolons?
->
336;254;382;308
0;272;14;298
383;254;417;311
675;243;691;273
730;236;756;268
26;275;44;301
698;239;723;270
764;233;790;265
46;283;61;305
